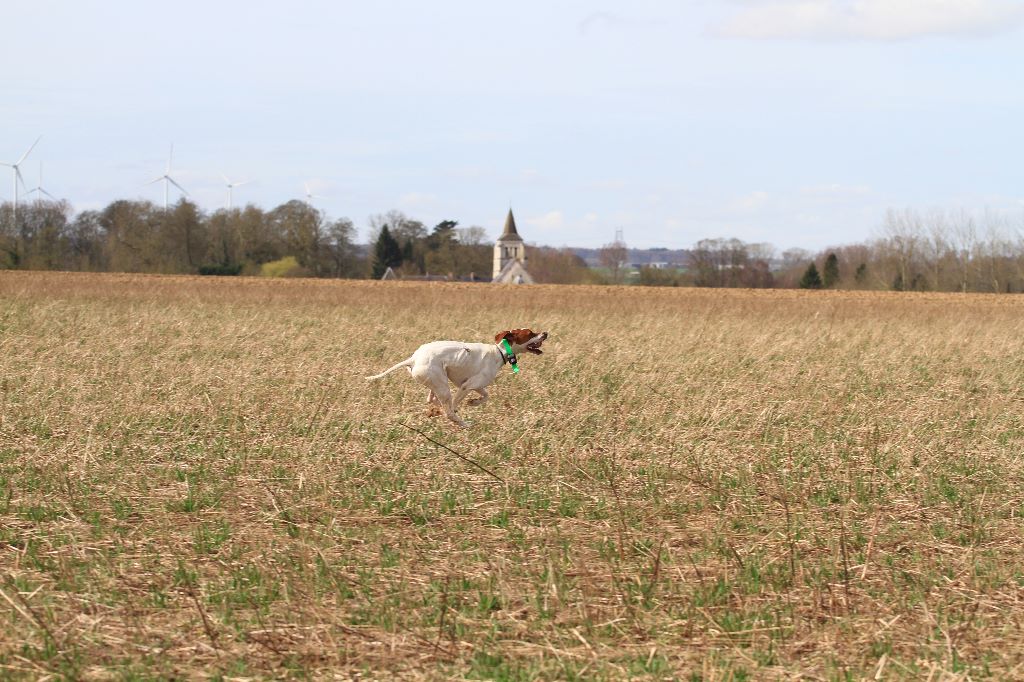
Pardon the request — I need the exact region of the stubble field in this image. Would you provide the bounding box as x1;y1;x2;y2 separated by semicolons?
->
1;271;1024;680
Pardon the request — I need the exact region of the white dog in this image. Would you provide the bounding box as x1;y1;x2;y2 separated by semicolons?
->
366;328;549;427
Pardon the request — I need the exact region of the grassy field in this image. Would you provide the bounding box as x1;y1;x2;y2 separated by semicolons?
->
2;271;1024;680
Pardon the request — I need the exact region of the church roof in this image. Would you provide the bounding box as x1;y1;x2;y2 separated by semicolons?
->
497;208;523;242
493;258;534;284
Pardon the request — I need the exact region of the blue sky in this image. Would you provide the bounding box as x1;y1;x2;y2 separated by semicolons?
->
3;1;1023;250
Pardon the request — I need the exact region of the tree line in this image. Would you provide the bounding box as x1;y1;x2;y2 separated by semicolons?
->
0;197;600;284
3;199;1023;292
0;199;496;280
624;209;1024;293
782;209;1024;293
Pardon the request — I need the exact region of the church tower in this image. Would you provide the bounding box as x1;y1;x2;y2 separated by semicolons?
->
492;209;534;283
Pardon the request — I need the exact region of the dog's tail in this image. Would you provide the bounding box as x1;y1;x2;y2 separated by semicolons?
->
366;357;414;381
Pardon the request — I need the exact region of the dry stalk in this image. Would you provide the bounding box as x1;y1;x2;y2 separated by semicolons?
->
400;422;506;485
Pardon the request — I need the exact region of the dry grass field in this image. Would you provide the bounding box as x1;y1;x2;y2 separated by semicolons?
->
2;271;1024;680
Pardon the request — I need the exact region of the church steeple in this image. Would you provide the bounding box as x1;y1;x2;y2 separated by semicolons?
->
499;209;523;242
492;207;533;283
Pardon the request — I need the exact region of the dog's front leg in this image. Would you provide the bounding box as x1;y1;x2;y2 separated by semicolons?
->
451;385;473;413
466;387;489;406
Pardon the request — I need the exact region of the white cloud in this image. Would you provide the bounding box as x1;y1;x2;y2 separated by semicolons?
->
733;190;771;211
799;183;872;196
398;191;438;210
304;178;332;194
519;210;611;247
585;179;627;191
714;0;1024;41
517;169;547;186
526;210;565;231
578;12;627;35
443;166;493;181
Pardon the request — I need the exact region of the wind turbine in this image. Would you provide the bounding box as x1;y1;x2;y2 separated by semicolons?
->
1;136;41;227
222;175;250;210
303;182;325;205
25;162;57;204
145;144;188;209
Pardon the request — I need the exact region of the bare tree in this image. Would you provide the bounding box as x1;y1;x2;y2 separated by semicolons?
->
598;238;629;284
268;200;325;275
100;200;160;273
949;209;978;293
530;247;596;284
367;210;426;245
5;199;72;270
690;238;755;287
324;217;359;277
980;210;1013;293
456;225;488;246
881;208;923;290
922;209;952;291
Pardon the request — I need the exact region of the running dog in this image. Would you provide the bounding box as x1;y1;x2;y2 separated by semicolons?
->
366;328;548;427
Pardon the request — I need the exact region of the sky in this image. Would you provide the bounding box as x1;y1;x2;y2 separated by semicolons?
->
2;0;1023;251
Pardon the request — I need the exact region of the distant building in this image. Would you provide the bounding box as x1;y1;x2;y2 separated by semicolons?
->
492;209;534;284
379;266;449;282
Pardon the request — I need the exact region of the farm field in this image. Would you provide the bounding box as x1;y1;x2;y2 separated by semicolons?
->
2;271;1024;680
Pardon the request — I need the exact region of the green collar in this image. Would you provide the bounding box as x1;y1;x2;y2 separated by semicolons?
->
500;339;520;373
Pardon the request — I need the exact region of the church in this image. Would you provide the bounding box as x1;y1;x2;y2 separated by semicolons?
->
492;209;534;284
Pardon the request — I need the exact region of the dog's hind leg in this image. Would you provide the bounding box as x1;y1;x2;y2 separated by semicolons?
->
425;390;442;416
437;385;467;427
413;367;466;427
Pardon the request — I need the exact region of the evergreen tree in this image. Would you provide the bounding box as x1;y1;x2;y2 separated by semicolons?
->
424;220;459;275
799;262;823;289
822;252;839;288
370;225;403;278
430;219;458;243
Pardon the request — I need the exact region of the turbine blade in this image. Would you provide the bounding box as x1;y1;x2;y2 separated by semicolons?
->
16;136;41;166
234;180;251;187
221;174;231;185
15;167;26;189
144;176;165;186
167;176;188;195
41;189;57;199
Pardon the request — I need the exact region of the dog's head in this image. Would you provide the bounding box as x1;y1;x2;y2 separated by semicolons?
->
495;328;549;355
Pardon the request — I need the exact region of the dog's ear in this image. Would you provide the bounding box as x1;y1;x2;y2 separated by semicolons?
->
494;330;511;344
